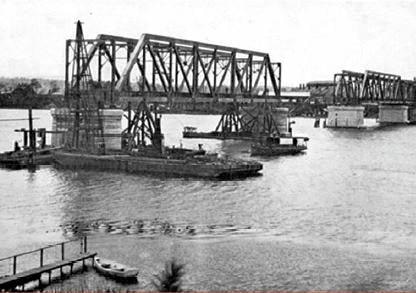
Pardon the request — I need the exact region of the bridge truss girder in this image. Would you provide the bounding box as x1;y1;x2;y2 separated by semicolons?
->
333;70;416;105
116;34;281;100
65;32;136;105
65;24;282;107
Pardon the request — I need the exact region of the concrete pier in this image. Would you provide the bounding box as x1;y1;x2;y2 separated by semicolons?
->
327;105;364;128
51;108;124;150
378;104;410;124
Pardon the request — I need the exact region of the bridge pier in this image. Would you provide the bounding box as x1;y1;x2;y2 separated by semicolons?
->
326;105;364;128
51;108;124;149
378;104;414;124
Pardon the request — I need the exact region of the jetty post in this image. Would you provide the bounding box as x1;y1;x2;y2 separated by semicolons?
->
28;107;36;151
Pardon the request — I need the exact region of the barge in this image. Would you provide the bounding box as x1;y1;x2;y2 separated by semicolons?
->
53;149;262;179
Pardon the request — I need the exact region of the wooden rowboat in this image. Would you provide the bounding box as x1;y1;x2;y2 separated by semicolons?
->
93;256;139;282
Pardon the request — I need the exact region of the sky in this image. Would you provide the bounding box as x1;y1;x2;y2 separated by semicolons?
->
0;0;416;86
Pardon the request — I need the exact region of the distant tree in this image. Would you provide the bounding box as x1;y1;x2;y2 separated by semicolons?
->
30;78;42;93
87;80;102;89
10;83;37;107
152;259;185;292
49;80;61;94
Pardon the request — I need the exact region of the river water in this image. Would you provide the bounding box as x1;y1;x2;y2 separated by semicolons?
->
1;109;416;290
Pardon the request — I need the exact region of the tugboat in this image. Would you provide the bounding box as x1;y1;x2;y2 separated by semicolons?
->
251;121;309;156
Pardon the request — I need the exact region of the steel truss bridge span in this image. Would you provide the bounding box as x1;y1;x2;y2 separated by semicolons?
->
65;31;282;109
334;70;416;105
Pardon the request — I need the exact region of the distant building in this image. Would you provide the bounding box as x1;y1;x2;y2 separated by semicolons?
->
280;91;311;104
306;80;335;89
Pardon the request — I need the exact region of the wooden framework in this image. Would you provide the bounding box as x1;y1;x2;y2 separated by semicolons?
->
0;237;94;291
66;21;105;151
214;103;284;135
240;103;283;134
122;101;163;151
214;104;244;133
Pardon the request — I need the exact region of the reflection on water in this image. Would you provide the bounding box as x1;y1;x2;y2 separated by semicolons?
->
1;109;416;290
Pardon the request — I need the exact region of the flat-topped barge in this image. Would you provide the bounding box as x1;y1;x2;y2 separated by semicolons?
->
54;149;262;179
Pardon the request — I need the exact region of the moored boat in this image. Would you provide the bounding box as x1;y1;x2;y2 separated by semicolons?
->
53;149;263;179
0;146;59;169
94;256;139;282
251;134;309;156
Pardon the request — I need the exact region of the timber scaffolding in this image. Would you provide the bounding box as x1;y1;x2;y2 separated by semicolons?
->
0;237;96;291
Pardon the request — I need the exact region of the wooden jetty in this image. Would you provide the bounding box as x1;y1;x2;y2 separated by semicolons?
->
0;237;96;291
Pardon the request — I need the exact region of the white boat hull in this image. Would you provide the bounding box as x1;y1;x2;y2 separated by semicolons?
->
94;257;138;282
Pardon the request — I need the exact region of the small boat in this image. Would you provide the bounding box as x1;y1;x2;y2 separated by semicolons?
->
251;134;309;156
94;256;139;282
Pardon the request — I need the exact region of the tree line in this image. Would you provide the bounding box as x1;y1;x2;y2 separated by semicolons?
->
0;77;65;109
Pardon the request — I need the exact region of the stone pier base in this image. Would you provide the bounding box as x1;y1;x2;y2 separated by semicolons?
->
327;105;365;128
51;108;124;150
378;104;410;123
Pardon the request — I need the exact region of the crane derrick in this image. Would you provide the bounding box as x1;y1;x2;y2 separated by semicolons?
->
65;21;105;153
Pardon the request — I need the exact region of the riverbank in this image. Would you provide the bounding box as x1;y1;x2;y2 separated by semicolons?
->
0;94;64;109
